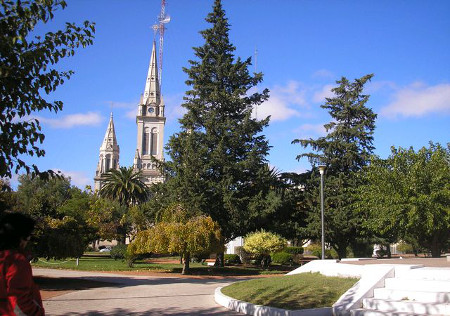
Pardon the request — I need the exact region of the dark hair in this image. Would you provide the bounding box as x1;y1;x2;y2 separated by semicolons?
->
0;212;35;250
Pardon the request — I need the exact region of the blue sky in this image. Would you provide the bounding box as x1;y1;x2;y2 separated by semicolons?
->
12;0;450;189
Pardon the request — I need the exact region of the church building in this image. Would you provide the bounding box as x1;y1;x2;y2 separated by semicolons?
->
94;40;166;191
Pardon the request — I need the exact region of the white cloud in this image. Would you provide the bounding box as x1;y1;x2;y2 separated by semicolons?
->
381;83;450;118
366;80;398;93
294;123;327;139
125;108;137;119
57;169;93;189
312;84;335;103
256;81;306;122
163;93;186;121
312;69;335;80
37;112;103;129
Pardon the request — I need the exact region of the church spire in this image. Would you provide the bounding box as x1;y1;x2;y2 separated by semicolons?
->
142;40;160;106
94;112;120;192
100;112;119;151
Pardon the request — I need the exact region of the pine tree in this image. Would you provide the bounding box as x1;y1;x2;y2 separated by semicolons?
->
161;0;271;260
292;74;377;259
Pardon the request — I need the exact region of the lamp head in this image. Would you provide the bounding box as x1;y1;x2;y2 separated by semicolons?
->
318;165;326;175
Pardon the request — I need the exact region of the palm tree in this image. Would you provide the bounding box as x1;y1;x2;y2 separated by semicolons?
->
99;167;149;206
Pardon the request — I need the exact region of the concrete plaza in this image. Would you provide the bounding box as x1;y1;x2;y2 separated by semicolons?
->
34;268;243;315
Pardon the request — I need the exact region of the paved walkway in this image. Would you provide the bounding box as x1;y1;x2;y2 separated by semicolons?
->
33;268;243;316
340;257;450;267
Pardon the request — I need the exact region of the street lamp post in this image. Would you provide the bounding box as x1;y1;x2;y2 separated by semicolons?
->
318;165;326;260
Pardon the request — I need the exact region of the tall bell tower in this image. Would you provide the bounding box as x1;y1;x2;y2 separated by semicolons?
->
134;40;166;185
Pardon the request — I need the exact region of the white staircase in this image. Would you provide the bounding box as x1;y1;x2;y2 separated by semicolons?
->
351;267;450;316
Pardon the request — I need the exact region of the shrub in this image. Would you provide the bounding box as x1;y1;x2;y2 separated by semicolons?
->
271;252;294;265
235;246;252;264
224;254;241;265
396;241;414;254
305;243;337;259
191;252;210;263
110;244;127;260
243;230;286;268
284;246;304;255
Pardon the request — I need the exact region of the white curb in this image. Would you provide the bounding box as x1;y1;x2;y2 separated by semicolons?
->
215;287;332;316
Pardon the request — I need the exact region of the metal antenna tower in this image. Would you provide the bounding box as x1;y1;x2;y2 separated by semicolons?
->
254;47;258;120
152;0;170;89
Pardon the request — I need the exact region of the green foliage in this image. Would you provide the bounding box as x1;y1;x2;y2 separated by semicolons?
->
87;195;126;242
224;254;241;265
110;244;128;260
292;74;377;259
305;243;338;259
235;246;252;264
396;242;414;254
244;230;287;255
359;142;450;257
271;252;294;265
15;174;93;259
99;167;149;206
283;246;304;255
0;179;16;215
33;216;86;259
157;0;272;251
0;0;95;178
243;230;287;268
128;204;224;274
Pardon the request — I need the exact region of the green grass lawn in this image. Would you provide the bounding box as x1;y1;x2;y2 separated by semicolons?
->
221;272;358;310
32;256;289;276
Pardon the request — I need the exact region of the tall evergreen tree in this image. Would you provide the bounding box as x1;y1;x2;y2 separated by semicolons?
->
292;74;377;259
160;0;271;260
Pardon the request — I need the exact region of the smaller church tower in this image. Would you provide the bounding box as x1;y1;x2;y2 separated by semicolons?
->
94;113;120;191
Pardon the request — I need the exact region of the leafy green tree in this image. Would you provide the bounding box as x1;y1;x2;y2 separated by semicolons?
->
87;196;126;242
158;0;272;265
359;143;450;257
292;74;377;259
0;0;95;178
15;174;93;259
98;167;150;243
128;204;224;274
0;178;16;215
243;230;287;268
261;171;310;242
99;167;149;206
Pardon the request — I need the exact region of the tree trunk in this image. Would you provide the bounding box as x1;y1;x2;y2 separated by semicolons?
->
182;252;190;275
117;233;126;245
385;243;392;258
430;235;442;258
215;252;224;267
336;246;346;260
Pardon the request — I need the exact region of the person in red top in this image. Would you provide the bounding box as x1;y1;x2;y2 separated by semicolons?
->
0;212;45;316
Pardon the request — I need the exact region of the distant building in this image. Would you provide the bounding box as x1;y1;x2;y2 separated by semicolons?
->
94;40;166;190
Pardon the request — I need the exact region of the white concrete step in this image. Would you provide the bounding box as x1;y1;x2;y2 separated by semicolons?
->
396;267;450;281
351;308;428;316
384;277;450;292
362;298;450;315
351;308;426;316
373;287;450;303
